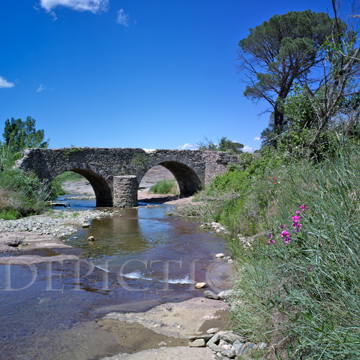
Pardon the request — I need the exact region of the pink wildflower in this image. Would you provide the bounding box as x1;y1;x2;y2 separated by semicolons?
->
300;204;306;212
281;230;291;245
292;214;302;232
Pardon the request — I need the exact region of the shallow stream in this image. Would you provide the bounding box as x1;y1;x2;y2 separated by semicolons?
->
0;197;229;359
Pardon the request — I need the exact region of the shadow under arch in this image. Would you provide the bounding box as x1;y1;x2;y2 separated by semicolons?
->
53;168;113;207
142;161;202;196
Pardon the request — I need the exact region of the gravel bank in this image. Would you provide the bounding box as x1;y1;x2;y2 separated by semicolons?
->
0;209;113;238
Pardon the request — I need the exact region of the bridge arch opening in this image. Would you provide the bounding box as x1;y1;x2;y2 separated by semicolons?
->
52;169;113;207
139;161;202;196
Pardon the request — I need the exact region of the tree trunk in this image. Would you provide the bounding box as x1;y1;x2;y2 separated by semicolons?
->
274;103;284;127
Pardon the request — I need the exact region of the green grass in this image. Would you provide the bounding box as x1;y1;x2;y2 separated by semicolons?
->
188;140;360;358
150;179;179;195
0;209;21;220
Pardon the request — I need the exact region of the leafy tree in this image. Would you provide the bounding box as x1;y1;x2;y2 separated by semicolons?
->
238;10;338;128
218;137;244;154
3;116;49;153
198;136;244;154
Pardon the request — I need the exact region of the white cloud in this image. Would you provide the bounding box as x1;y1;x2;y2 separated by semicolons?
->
37;84;46;92
178;143;199;150
49;10;57;20
143;148;156;153
116;9;129;26
0;76;14;88
39;0;109;13
242;145;256;153
254;136;261;141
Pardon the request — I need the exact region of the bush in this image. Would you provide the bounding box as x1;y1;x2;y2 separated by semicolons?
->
0;169;51;216
150;179;179;195
0;209;21;220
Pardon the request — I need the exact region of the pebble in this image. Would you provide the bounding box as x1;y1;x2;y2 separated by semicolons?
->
195;282;206;289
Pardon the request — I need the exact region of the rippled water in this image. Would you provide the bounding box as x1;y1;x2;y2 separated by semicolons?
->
0;198;229;359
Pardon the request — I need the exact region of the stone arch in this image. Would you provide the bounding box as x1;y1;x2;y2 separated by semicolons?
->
139;161;202;196
51;163;113;207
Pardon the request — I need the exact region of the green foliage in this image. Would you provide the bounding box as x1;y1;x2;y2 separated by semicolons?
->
198;136;244;155
0;169;51;216
237;151;255;170
129;152;151;170
0;209;21;220
0;118;54;217
261;83;360;161
150;179;179;195
48;172;85;198
238;10;337;127
3;116;49;153
63;146;84;158
192;138;360;358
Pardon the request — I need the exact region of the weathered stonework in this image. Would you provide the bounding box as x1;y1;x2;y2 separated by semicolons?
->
113;176;138;207
15;148;239;207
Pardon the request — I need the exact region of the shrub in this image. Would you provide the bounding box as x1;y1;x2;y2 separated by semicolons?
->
0;169;51;216
150;179;179;195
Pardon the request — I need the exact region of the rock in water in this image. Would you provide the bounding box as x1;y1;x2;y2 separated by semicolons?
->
195;282;206;289
87;236;95;241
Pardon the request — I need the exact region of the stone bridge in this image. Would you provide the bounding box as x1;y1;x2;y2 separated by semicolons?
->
15;148;239;207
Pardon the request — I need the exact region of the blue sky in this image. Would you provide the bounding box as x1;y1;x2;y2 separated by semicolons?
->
0;0;336;152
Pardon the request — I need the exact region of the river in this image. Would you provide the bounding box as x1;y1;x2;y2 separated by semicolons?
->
0;197;230;359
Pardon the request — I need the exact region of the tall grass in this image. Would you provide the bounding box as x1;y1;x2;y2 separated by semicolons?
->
228;142;360;358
